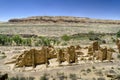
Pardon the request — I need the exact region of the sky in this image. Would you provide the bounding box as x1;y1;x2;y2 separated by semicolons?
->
0;0;120;21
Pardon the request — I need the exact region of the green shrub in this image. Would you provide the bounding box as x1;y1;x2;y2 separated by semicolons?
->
117;30;120;37
92;66;96;69
22;38;32;46
19;77;26;80
58;75;65;80
69;73;77;80
56;72;65;80
28;77;35;80
118;68;120;70
88;31;101;41
89;31;95;35
89;35;100;41
12;35;23;46
111;37;116;42
102;68;105;70
0;35;12;46
117;54;120;59
57;72;64;76
97;77;105;80
61;34;71;41
0;34;33;46
92;77;96;80
86;68;91;73
9;76;28;80
115;75;120;79
39;37;51;46
50;38;60;46
9;77;18;80
61;42;67;46
111;67;114;69
40;74;48;80
95;71;103;76
82;72;87;75
81;69;85;72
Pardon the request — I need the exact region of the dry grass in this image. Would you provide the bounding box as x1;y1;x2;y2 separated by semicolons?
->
0;23;120;37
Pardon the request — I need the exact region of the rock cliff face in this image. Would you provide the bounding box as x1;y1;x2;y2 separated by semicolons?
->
8;16;120;24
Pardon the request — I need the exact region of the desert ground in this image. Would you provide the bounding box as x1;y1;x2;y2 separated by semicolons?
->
0;23;120;80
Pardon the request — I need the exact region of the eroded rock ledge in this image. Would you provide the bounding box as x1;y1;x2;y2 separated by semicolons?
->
8;16;120;24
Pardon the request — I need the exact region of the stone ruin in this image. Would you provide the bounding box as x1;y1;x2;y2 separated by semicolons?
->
75;45;83;55
94;47;113;62
92;41;100;52
88;41;114;62
57;46;77;65
6;46;56;68
15;48;49;68
5;41;115;68
88;41;100;56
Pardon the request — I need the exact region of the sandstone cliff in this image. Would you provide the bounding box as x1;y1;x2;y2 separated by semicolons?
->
8;16;120;24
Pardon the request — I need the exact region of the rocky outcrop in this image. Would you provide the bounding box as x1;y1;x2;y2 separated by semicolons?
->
8;16;120;24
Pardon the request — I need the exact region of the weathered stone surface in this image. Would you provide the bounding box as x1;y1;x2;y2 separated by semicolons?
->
88;41;100;57
15;48;48;67
88;46;94;56
57;49;65;64
47;46;57;59
107;47;116;52
57;46;78;64
87;41;113;62
92;41;100;52
66;46;76;63
75;45;84;56
6;46;57;68
107;51;113;61
93;46;113;62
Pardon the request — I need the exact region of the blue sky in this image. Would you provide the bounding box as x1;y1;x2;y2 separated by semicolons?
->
0;0;120;21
